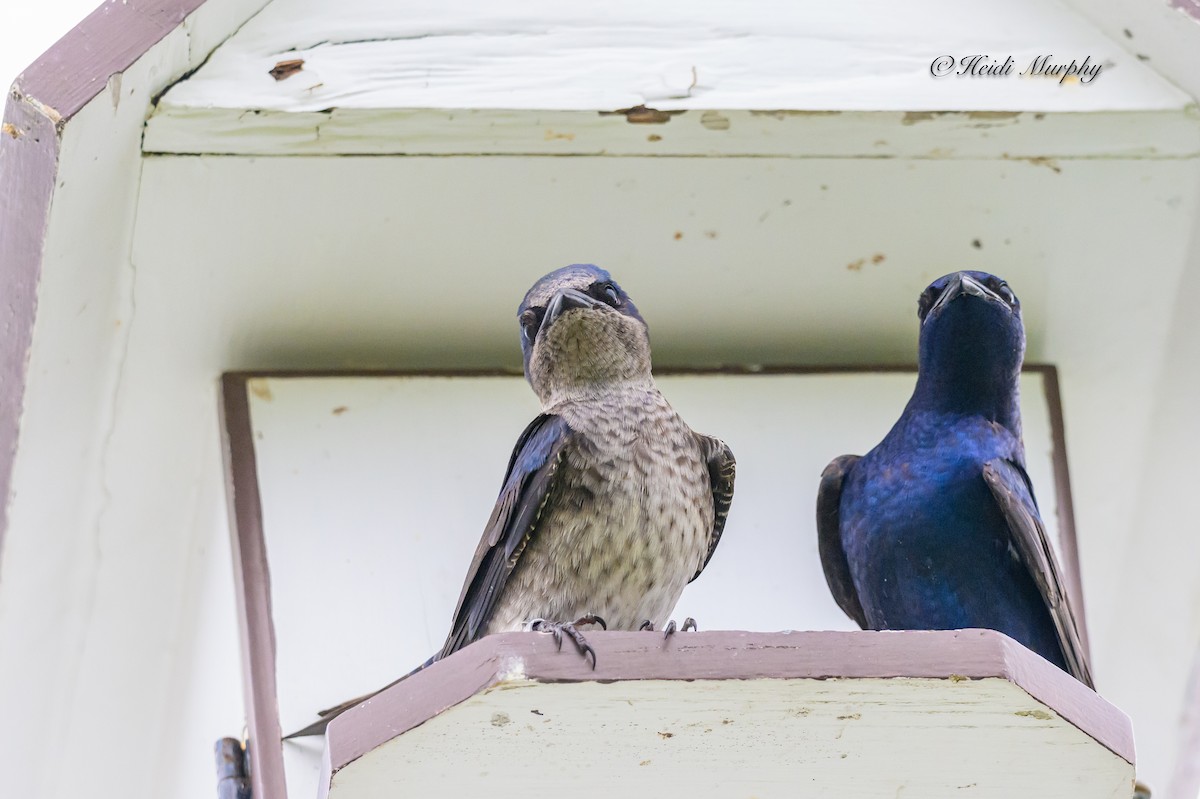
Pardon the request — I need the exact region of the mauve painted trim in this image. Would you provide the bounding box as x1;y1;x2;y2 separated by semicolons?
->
320;628;1135;798
1;0;212;564
1168;0;1200;24
220;375;288;799
14;0;208;123
0;99;57;562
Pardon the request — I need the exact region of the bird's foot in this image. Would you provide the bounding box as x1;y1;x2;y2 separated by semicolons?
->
639;617;698;637
529;615;606;669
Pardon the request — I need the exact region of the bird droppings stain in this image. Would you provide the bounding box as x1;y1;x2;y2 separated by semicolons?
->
1015;709;1053;720
1123;28;1134;38
673;231;683;240
530;709;543;716
1136;53;1151;62
837;713;861;721
647;134;662;142
248;379;274;402
657;731;674;739
1033;113;1046;120
332;406;348;415
847;258;865;271
704;230;718;239
269;58;305;81
491;712;512;727
949;673;970;682
872;253;885;264
971;239;982;250
783;198;794;205
721;719;734;725
700;110;731;131
639;760;651;766
840;753;848;759
544;129;576;142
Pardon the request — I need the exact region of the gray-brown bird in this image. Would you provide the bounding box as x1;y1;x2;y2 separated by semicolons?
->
442;263;735;658
287;264;734;737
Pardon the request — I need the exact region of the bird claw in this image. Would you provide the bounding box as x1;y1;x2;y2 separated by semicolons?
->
529;615;605;669
641;617;699;637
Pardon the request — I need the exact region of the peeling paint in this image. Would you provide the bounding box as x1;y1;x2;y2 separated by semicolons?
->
248;378;274;401
1003;155;1063;174
901;111;949;125
700;111;730;131
967;111;1021;121
600;105;682;124
1015;709;1054;720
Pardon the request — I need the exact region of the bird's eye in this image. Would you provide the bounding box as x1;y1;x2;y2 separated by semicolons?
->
592;279;624;304
520;309;540;343
918;287;942;320
996;282;1017;306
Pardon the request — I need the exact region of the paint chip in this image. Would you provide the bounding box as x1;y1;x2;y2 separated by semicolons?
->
248;379;274;402
269;59;305;81
657;731;674;739
1015;709;1053;720
700;110;731;131
491;712;511;727
601;105;681;124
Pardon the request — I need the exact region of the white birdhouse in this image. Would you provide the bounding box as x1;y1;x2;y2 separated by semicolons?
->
1;1;1198;798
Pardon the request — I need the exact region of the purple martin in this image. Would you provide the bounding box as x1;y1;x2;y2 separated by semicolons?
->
286;265;734;738
441;264;735;658
817;271;1092;686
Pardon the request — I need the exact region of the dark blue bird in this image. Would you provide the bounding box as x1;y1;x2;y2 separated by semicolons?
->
816;271;1093;686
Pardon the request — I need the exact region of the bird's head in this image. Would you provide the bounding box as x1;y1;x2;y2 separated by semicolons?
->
518;265;651;406
915;270;1025;411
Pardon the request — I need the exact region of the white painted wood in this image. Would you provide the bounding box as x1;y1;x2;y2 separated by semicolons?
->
1052;6;1200;797
0;4;273;799
142;106;1200;158
244;372;1063;798
4;5;1197;799
142;0;1200;156
328;676;1131;799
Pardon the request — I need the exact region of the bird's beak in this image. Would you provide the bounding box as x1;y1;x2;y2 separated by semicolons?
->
543;288;604;334
928;273;1006;320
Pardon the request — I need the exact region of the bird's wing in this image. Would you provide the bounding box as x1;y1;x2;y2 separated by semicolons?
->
690;434;736;583
816;454;868;629
982;458;1094;688
439;413;575;659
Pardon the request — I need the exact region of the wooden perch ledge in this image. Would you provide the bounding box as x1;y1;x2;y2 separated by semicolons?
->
319;629;1135;799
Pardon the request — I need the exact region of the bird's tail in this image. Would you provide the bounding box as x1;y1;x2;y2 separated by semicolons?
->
282;653;438;739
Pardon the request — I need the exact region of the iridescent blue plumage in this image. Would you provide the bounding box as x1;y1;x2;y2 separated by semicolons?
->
817;271;1093;686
